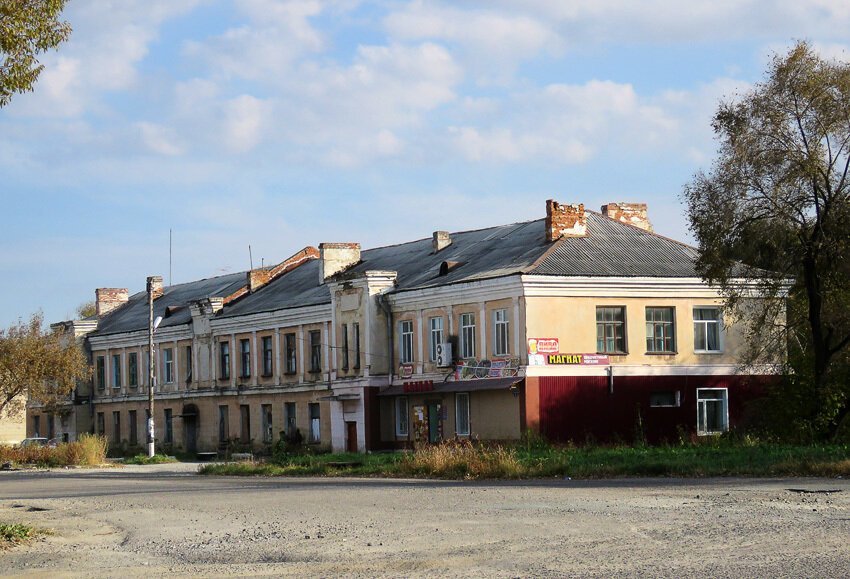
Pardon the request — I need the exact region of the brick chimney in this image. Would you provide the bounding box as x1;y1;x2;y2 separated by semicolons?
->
432;231;451;253
601;202;653;232
95;288;129;317
319;243;361;283
146;275;164;300
545;200;588;242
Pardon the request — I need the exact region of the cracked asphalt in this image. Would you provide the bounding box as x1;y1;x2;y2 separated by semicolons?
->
1;463;849;577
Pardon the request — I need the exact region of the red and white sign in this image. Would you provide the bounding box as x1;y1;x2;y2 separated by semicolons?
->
527;338;559;355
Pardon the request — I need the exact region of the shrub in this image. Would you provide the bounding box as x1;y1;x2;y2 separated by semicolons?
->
399;440;523;479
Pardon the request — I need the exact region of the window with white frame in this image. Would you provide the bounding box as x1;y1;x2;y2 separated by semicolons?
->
697;388;728;435
456;393;470;436
399;320;414;364
112;354;121;388
395;396;409;437
645;307;676;353
460;313;476;359
694;307;722;352
163;348;174;384
597;306;627;353
493;309;509;356
429;317;443;362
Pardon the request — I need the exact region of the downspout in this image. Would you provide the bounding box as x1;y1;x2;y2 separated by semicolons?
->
376;294;394;386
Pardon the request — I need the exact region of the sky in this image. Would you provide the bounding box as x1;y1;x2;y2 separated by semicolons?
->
1;0;849;328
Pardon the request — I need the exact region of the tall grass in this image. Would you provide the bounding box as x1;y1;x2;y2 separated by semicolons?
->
398;440;523;479
0;434;108;467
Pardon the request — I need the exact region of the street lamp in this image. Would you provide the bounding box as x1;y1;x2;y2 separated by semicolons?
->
147;275;163;458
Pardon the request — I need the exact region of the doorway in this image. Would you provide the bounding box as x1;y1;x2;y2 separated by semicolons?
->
346;421;358;453
427;402;442;443
182;404;199;454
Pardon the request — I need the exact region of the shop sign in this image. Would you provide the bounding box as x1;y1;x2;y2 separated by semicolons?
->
398;364;414;379
403;380;434;393
528;338;559;366
546;353;610;365
455;358;521;380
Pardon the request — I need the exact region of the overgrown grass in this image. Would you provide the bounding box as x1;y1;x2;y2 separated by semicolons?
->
199;439;850;480
0;434;108;468
124;454;178;465
0;523;44;548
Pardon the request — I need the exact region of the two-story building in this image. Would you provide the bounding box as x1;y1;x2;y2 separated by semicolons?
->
29;199;771;452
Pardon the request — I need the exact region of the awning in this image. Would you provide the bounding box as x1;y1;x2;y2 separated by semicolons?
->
378;376;523;396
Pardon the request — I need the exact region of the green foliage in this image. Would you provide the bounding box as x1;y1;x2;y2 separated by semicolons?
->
75;301;96;319
125;454;177;465
0;523;40;546
683;41;850;439
0;0;71;107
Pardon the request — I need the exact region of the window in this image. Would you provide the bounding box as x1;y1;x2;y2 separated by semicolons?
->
185;345;193;382
219;341;230;380
261;404;273;443
309;403;320;443
353;323;361;369
96;412;105;435
218;405;229;443
240;405;250;443
96;356;105;390
341;324;349;371
646;307;676;353
650;391;681;407
163;348;174;383
309;330;321;373
284;333;297;374
128;352;138;387
399;320;414;364
112;411;121;442
240;339;251;378
262;336;273;376
697;388;728;435
33;415;40;437
129;410;137;445
456;393;470;436
460;313;476;359
493;309;509;356
285;402;297;437
596;306;627;354
429;317;443;362
164;408;173;443
694;307;722;352
395;397;409;437
112;354;121;388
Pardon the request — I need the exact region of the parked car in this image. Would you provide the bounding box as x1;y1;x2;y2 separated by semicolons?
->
19;437;49;448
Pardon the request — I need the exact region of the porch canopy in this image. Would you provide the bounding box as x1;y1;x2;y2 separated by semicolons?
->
378;377;523;396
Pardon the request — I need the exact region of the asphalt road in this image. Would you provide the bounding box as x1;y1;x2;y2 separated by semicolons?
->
1;464;849;577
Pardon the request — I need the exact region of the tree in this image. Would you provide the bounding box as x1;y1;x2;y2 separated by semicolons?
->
76;300;96;319
0;312;90;419
0;0;71;108
683;41;850;438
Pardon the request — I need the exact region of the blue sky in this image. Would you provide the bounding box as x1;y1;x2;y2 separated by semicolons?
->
1;0;849;327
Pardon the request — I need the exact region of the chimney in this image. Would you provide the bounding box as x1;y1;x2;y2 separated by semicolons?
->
432;231;452;253
545;200;588;242
146;275;164;300
601;202;653;232
319;243;361;283
95;288;129;317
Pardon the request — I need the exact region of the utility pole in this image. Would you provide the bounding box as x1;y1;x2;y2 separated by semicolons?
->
146;275;161;458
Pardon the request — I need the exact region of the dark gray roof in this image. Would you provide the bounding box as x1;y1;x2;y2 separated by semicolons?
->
90;211;702;335
91;272;247;337
530;212;700;277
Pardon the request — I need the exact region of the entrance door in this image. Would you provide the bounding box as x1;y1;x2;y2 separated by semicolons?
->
183;404;199;454
346;421;357;453
427;402;442;443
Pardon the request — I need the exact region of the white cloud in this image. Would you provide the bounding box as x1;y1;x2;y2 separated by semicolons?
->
222;95;270;153
137;122;184;156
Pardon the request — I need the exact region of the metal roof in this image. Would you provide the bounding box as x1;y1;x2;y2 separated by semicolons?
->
89;210;704;335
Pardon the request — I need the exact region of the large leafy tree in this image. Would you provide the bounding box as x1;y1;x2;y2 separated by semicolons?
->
0;312;90;419
684;41;850;438
0;0;71;108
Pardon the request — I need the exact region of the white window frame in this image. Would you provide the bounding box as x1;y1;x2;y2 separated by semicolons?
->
429;317;443;362
395;396;409;437
460;313;476;359
645;306;676;353
493;309;509;357
693;307;723;353
163;348;174;384
696;388;729;435
399;320;414;364
455;392;470;436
